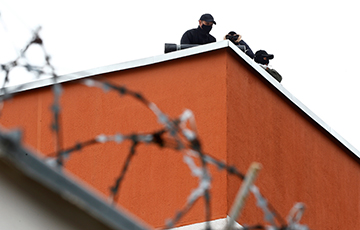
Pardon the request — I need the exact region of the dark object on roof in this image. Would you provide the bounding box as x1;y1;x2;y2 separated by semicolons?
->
254;50;282;83
224;31;255;59
254;50;274;65
164;43;246;54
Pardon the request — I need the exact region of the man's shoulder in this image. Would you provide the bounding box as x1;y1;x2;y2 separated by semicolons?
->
183;28;198;34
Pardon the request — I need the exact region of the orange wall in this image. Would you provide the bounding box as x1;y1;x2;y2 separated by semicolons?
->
0;50;230;228
225;50;360;229
1;48;360;229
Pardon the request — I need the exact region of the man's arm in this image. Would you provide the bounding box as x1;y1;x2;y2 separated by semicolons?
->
239;40;254;59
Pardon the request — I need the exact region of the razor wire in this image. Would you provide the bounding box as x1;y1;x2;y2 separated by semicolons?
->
0;18;310;230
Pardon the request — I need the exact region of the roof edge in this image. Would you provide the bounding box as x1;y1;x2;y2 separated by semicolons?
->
3;41;231;94
3;40;360;160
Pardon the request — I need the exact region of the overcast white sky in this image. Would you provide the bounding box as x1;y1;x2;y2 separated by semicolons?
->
1;0;360;152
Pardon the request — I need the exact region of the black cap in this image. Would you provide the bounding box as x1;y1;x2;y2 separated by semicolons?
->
199;13;216;25
254;50;274;64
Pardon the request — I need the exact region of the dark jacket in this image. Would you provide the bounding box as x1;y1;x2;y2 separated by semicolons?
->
265;68;282;83
181;26;216;45
238;40;254;59
224;33;254;59
259;64;282;83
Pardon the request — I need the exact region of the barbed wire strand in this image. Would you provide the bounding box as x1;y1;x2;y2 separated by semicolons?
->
110;137;138;203
81;80;289;230
83;79;213;229
51;79;289;229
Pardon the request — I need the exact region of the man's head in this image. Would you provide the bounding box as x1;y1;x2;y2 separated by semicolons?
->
198;13;216;33
225;31;242;44
254;50;274;65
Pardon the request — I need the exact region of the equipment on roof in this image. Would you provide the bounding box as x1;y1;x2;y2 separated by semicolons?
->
164;43;246;54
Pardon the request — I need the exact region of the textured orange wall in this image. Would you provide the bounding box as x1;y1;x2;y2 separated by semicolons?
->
225;50;360;229
0;50;230;228
1;48;360;229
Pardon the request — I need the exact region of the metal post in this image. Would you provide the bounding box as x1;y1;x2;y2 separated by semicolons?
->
224;162;262;230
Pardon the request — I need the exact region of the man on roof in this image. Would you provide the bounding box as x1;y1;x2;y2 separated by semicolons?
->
180;13;216;45
224;31;255;59
254;50;282;83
